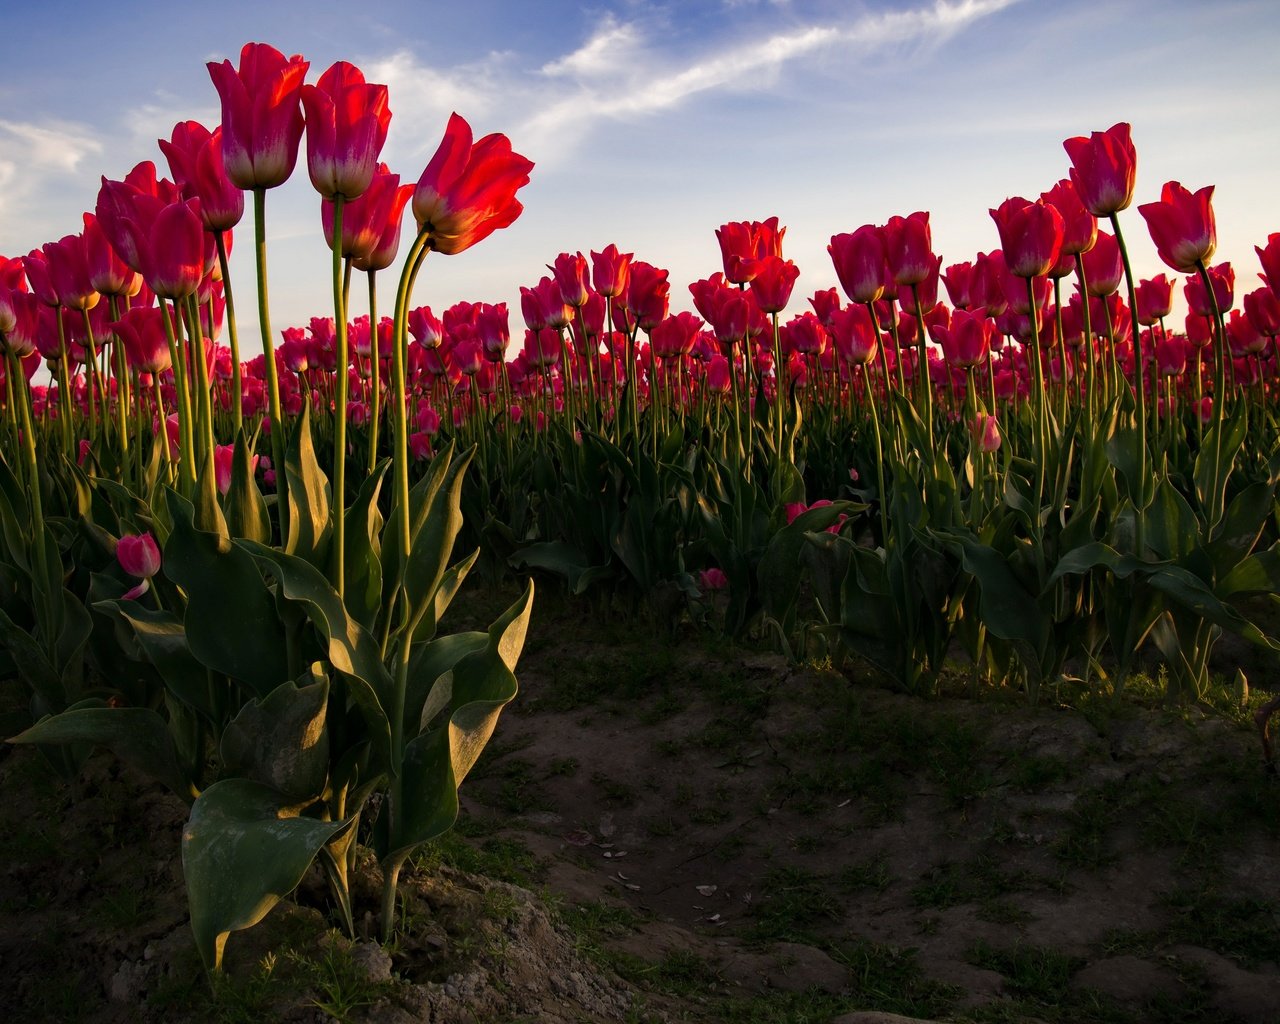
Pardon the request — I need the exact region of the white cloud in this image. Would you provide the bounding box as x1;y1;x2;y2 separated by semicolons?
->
518;0;1020;158
0;118;102;173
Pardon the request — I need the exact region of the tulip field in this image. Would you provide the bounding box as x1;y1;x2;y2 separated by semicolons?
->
2;39;1280;1022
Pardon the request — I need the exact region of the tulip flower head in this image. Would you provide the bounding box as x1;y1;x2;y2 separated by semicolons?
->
208;43;309;191
413;113;534;255
301;61;391;201
117;532;162;599
989;197;1064;279
1137;181;1216;274
1063;122;1137;218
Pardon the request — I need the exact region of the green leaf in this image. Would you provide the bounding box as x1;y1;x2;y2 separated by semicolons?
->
1220;548;1280;597
93;601;213;719
284;399;332;570
240;541;391;768
382;581;533;863
414;548;480;644
0;604;63;709
1146;564;1280;650
950;536;1047;661
162;489;288;697
509;541;612;596
193;444;229;539
400;446;472;637
220;673;330;803
342;460;388;632
9;706;190;799
404;631;487;735
224;431;270;544
1206;477;1277;577
182;779;347;971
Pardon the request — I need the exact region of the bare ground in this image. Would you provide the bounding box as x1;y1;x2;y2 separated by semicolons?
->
2;585;1278;1023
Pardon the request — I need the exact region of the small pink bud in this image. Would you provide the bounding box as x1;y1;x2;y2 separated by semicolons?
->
117;532;161;579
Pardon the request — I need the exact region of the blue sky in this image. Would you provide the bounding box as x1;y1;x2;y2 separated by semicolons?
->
3;0;1279;354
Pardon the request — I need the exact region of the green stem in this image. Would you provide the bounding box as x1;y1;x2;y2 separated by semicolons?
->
331;197;348;600
253;187;288;542
214;231;243;434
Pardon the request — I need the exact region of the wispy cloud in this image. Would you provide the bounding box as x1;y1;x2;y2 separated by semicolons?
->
518;0;1021;158
0;118;103;173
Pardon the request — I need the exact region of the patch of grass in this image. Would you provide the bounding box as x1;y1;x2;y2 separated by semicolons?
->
833;939;960;1019
911;854;1030;910
1053;778;1126;869
546;756;579;776
967;939;1083;1002
415;831;545;886
836;854;894;894
643;814;681;837
557;898;644;964
1162;885;1280;966
591;771;638;807
475;756;552;814
1009;754;1075;792
746;866;842;944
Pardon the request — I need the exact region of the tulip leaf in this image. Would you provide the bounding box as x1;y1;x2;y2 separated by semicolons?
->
239;541;391;766
414;548;480;643
342;460;388;631
220;673;330;803
224;431;270;545
284;399;332;570
381;580;532;863
1220;548;1280;598
401;445;472;637
9;706;190;799
162;489;288;697
194;445;229;539
183;779;347;972
94;600;214;719
0;604;64;709
509;541;611;596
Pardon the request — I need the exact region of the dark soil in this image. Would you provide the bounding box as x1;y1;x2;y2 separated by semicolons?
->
2;585;1279;1023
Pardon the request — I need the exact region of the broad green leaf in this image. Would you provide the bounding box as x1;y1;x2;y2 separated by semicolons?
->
342;460;388;631
284;400;332;569
94;600;214;719
220;673;330;803
182;779;347;971
163;490;288;697
509;541;611;596
382;581;533;863
414;548;480;643
404;631;487;734
1220;548;1280;597
400;447;472;637
239;541;391;767
224;431;270;544
9;706;190;799
193;445;229;539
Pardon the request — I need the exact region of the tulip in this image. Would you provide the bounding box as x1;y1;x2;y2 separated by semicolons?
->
1080;230;1123;297
829;304;879;367
117;533;162;579
1135;275;1173;325
475;302;510;361
1184;262;1234;317
626;262;670;332
139;199;208;300
207;43;310;190
549;252;591;308
1137;181;1216;273
82;213;141;298
971;412;1002;452
412;112;534;255
883;212;934;287
591;244;632;298
1063;122;1137;217
989;197;1064;279
650;311;704;360
935;308;996;369
744;255;799;314
1255;233;1280;296
1244;286;1280;338
829;225;887;304
301;61;391;201
808;288;841;328
41;233;100;311
1041;178;1097;256
942;261;974;310
114;306;171;374
716;218;785;285
1226;309;1266;357
160;122;245;232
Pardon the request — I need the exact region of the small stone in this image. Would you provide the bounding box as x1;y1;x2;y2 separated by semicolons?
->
349;941;393;984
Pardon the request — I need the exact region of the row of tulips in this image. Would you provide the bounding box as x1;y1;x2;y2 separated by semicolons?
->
2;41;1280;973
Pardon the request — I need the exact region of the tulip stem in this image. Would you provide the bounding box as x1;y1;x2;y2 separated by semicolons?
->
214;231;243;434
253;187;289;543
368;269;381;475
331;197;348;600
1109;213;1148;554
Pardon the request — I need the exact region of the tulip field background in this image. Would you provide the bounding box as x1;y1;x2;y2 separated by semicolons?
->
3;7;1280;1024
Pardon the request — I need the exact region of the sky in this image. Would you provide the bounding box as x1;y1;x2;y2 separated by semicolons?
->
3;0;1280;356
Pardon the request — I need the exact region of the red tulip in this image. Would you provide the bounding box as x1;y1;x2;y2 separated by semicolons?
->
591;244;632;299
971;412;1002;452
650;311;704;359
521;277;570;332
41;233;100;311
942;261;974;310
301;61;391;201
475;302;510;360
1041;178;1097;256
744;255;799;314
412;112;534;255
970;251;1008;317
1155;333;1187;377
829;225;887;304
829;303;879;367
207;43;310;190
1;291;40;357
1063;122;1137;217
883;212;934;287
323;162;412;268
1255;233;1280;296
549;252;591;308
989;197;1064;279
626;261;670;331
138;199;208;300
1137;181;1216;274
781;312;826;357
898;255;943;316
82;213;141;298
715;218;785;285
114;306;171;374
935;308;996;369
808;288;841;328
117;533;162;579
1080;230;1122;297
1134;274;1173;325
96;162;183;275
160;122;245;231
1244;286;1280;337
1226;309;1266;357
1185;312;1213;350
1184;262;1234;316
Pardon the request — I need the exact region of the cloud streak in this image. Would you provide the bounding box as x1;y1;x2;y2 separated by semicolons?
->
518;0;1021;158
